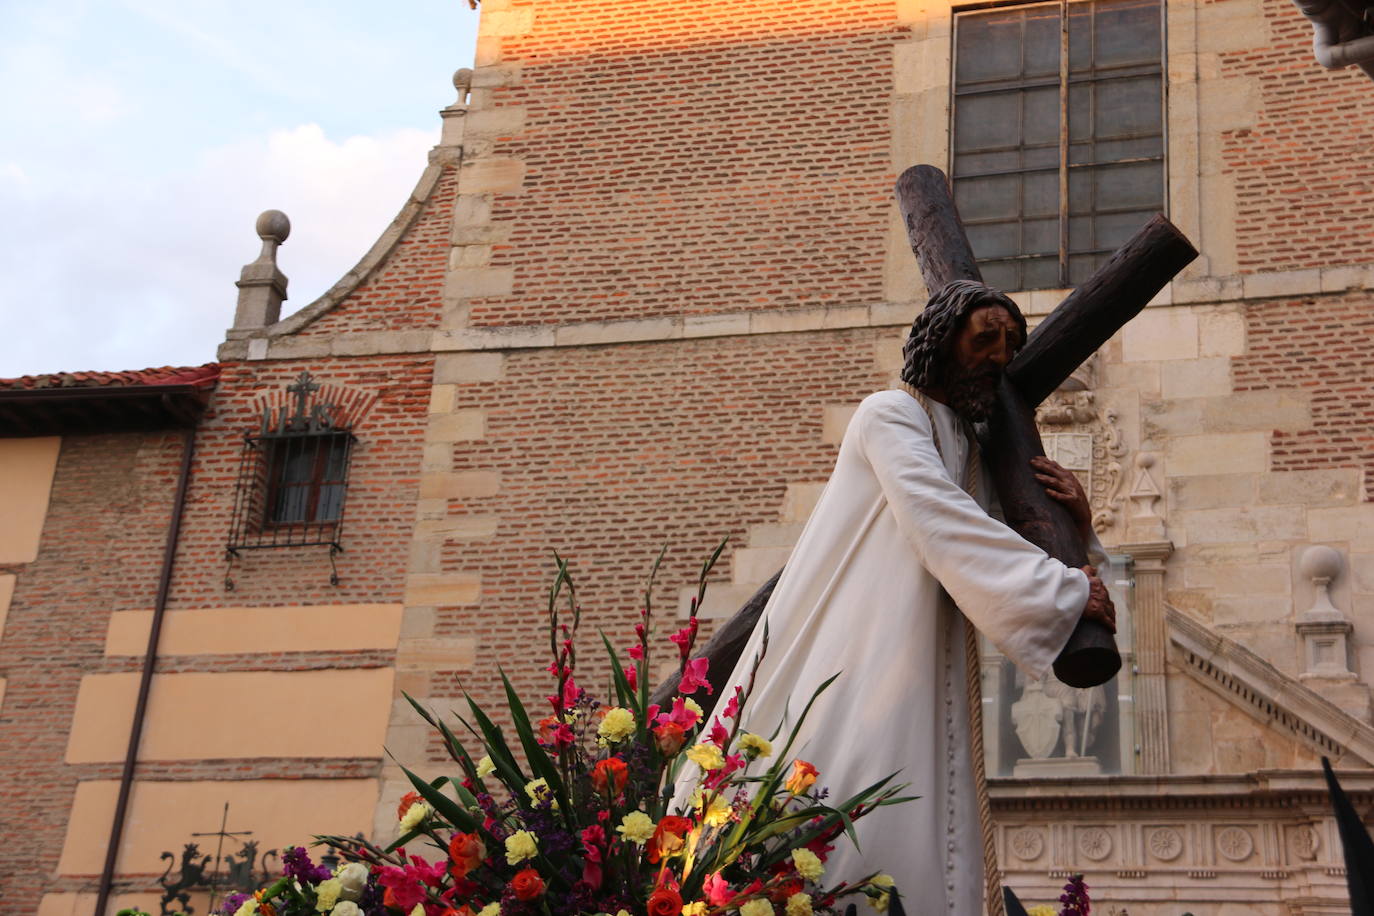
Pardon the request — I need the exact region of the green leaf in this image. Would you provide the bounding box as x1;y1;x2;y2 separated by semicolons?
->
466;695;527;791
500;670;572;814
600;631;641;714
399;765;484;836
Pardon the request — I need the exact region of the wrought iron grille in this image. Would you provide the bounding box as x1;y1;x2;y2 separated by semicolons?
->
226;372;357;585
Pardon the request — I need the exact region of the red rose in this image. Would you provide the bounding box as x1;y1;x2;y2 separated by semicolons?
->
646;815;694;864
448;832;485;879
396;790;423;820
510;867;545;901
591;757;629;797
648;885;684;916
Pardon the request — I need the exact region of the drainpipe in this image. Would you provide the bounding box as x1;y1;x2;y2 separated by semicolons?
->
93;426;196;916
1292;0;1374;80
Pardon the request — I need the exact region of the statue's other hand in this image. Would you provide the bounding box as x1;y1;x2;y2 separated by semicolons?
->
1078;564;1117;633
1032;455;1093;537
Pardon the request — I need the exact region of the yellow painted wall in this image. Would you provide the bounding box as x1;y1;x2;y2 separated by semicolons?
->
57;778;378;875
39;891;166;916
66;668;394;763
104;604;404;656
0;437;60;563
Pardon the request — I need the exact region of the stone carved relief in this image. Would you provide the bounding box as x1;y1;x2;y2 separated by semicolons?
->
1011;675;1106;761
1078;827;1114;861
1146;827;1184;862
1036;356;1127;536
1289;824;1321;860
1009;827;1045;862
1216;827;1255;862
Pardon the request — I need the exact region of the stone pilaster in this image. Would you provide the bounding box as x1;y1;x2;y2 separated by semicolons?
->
1121;539;1173;775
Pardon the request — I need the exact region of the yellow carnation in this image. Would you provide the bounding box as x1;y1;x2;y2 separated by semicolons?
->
398;800;432;832
478;904;501;916
617;810;656;844
314;877;342;912
410;906;425;916
1027;908;1057;916
791;847;824;882
701;793;732;827
868;874;895;913
683;697;705;722
686;742;724;770
786;892;813;916
598;706;637;742
525;777;555;806
683;903;708;916
740;899;774;916
505;829;539;864
737;732;772;760
233;901;259;916
475;755;496;778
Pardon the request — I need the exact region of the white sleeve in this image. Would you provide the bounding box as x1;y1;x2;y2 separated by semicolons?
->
858;395;1087;680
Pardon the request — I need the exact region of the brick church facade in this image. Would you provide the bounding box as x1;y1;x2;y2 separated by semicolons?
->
2;0;1373;913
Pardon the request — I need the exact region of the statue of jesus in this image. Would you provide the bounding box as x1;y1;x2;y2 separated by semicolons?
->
694;279;1116;912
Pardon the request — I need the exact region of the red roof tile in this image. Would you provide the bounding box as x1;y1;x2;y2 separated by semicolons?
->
0;364;220;392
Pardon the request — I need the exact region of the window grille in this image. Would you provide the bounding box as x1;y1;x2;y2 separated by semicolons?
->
226;371;357;586
951;0;1165;291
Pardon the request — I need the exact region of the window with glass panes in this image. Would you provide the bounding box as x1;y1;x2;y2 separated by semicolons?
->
951;0;1164;291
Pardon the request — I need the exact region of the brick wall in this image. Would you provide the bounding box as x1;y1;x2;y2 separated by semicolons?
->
1232;290;1374;499
1219;0;1374;272
468;0;901;327
0;431;182;907
169;355;433;609
295;167;460;336
425;329;890;725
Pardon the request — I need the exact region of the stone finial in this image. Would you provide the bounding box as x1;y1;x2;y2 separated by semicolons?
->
1296;544;1355;680
440;69;474;147
233;209;291;329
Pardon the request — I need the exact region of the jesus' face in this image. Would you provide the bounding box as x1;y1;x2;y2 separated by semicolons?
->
941;304;1023;422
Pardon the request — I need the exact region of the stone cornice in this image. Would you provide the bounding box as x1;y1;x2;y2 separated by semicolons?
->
990;769;1374;812
1168;605;1374;766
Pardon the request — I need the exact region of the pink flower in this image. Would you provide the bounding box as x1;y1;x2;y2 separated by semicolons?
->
623;665;638;690
721;687;742;720
704;873;737;907
669;620;699;659
708;717;730;748
628;644;644;660
581;825;607;889
703;754;746;790
656;697;700;730
562;676;580;708
679;657;713;695
378;855;448;912
552;723;576;747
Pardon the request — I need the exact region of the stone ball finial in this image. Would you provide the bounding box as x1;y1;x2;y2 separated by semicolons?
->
255;209;291;244
453;68;473;92
1135;453;1155;470
1300;544;1342;583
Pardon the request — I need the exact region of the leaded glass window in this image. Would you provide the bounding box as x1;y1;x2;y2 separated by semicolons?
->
952;0;1165;291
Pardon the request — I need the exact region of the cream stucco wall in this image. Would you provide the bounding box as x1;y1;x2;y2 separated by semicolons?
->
103;604;404;656
66;668;395;763
0;437;60;563
57;778;379;875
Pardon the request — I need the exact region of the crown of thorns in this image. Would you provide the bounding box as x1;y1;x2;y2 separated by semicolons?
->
899;279;1027;390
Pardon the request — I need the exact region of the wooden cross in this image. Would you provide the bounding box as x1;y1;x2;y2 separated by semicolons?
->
656;165;1197;708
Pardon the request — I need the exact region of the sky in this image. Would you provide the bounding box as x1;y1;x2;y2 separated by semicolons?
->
0;0;481;378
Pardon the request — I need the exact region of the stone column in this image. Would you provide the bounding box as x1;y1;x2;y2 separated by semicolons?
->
1120;539;1172;775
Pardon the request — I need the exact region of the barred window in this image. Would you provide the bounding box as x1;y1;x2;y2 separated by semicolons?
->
952;0;1165;291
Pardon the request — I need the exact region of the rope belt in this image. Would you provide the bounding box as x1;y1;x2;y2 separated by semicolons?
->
897;382;1005;916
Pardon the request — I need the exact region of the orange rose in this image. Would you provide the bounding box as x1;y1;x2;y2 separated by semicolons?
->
511;866;545;901
537;716;560;742
591;757;629;797
396;790;423;820
654;722;686;755
448;831;486;879
646;815;694;864
647;885;684;916
784;759;819;794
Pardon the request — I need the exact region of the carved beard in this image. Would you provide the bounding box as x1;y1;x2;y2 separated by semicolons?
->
942;363;1001;423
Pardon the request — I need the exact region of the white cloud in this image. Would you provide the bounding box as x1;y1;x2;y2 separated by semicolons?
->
0;122;438;376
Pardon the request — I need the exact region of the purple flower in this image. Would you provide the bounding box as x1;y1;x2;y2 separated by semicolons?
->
1058;873;1090;916
282;845;333;883
217;892;249;915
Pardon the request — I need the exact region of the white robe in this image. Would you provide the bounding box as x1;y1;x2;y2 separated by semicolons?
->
702;389;1091;913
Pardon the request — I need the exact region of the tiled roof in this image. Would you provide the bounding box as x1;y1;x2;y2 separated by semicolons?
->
0;364;220;391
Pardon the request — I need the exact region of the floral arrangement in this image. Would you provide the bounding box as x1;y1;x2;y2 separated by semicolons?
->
218;546;914;916
1024;874;1091;916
